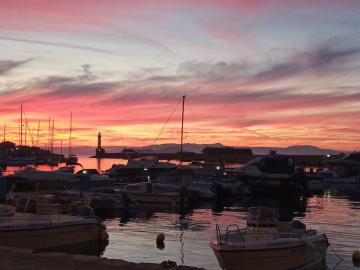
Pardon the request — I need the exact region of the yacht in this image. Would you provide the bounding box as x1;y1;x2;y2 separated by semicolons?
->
210;207;329;270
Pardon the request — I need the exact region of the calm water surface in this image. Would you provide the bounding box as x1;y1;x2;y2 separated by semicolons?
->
5;157;360;269
102;191;360;270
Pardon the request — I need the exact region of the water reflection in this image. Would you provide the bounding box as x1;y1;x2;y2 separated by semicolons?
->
102;190;360;270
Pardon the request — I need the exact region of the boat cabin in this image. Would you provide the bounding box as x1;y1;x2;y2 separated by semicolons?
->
242;156;295;175
7;179;65;205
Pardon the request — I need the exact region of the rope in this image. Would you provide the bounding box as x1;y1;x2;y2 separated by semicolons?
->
23;110;35;146
329;244;343;269
150;97;182;148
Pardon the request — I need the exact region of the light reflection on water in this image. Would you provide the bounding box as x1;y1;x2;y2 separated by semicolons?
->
103;192;360;270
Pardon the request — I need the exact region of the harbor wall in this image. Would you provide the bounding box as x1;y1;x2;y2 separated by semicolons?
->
0;246;206;270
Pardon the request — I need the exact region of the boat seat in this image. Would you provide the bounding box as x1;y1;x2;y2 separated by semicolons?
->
277;222;293;233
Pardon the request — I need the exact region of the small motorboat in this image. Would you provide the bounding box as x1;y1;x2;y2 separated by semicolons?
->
123;182;185;207
210;207;329;270
0;203;108;255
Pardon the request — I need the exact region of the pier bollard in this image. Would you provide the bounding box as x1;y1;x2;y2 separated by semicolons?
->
353;250;360;267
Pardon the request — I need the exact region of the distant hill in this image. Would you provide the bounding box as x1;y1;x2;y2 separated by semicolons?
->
249;145;342;155
54;143;344;156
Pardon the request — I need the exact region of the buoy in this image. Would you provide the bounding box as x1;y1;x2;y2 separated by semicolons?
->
156;233;165;244
353;250;360;267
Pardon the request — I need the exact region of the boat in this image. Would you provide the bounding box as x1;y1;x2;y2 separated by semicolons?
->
84;189;136;211
107;158;177;180
75;169;110;181
66;112;79;165
326;152;360;176
239;153;305;195
123;182;185;207
0;203;108;255
66;154;78;165
13;166;75;181
210;207;329;270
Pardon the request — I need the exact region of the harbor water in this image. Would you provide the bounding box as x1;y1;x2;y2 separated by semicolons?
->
4;157;360;270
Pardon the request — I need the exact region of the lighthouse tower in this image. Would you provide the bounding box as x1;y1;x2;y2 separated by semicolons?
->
96;131;105;156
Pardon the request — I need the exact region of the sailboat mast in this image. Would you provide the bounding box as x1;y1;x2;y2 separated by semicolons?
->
37;120;40;147
51;119;55;154
3;124;5;142
69;112;72;155
48;116;51;151
180;95;185;164
25;119;27;146
20;105;23;146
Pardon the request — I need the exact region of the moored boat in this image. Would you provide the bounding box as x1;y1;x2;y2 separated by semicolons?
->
210;207;329;270
0;204;108;255
123;182;185;207
239;154;305;195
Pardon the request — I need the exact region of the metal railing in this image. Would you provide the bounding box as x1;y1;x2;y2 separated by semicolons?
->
215;224;245;245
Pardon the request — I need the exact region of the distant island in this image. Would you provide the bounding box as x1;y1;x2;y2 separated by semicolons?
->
51;143;345;156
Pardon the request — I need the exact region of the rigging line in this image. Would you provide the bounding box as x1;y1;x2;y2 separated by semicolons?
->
151;97;182;148
23;110;35;146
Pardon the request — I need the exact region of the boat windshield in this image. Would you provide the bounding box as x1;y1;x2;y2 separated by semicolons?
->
247;207;279;227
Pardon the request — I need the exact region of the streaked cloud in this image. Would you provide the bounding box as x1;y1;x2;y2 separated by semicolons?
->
0;59;31;76
1;1;359;150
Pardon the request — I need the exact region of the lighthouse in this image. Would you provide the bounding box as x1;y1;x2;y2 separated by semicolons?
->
96;132;105;156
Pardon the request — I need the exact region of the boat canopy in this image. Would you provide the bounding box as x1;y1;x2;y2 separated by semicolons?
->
247;207;279;227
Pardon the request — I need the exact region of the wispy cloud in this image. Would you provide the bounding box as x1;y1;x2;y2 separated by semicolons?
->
0;36;119;56
0;59;31;76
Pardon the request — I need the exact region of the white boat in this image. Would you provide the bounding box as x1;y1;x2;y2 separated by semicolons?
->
210;207;329;270
0;204;108;254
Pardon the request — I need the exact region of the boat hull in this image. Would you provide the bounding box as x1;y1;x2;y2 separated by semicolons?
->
130;192;182;206
0;220;107;255
210;237;328;270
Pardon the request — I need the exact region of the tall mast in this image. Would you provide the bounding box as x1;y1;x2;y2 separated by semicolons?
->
180;95;185;165
48;116;51;151
37;120;40;147
3;124;5;142
25;119;27;146
69;112;72;155
60;140;63;155
51;119;55;154
20;105;23;146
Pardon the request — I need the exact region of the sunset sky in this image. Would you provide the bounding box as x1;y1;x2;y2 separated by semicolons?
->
1;0;360;151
